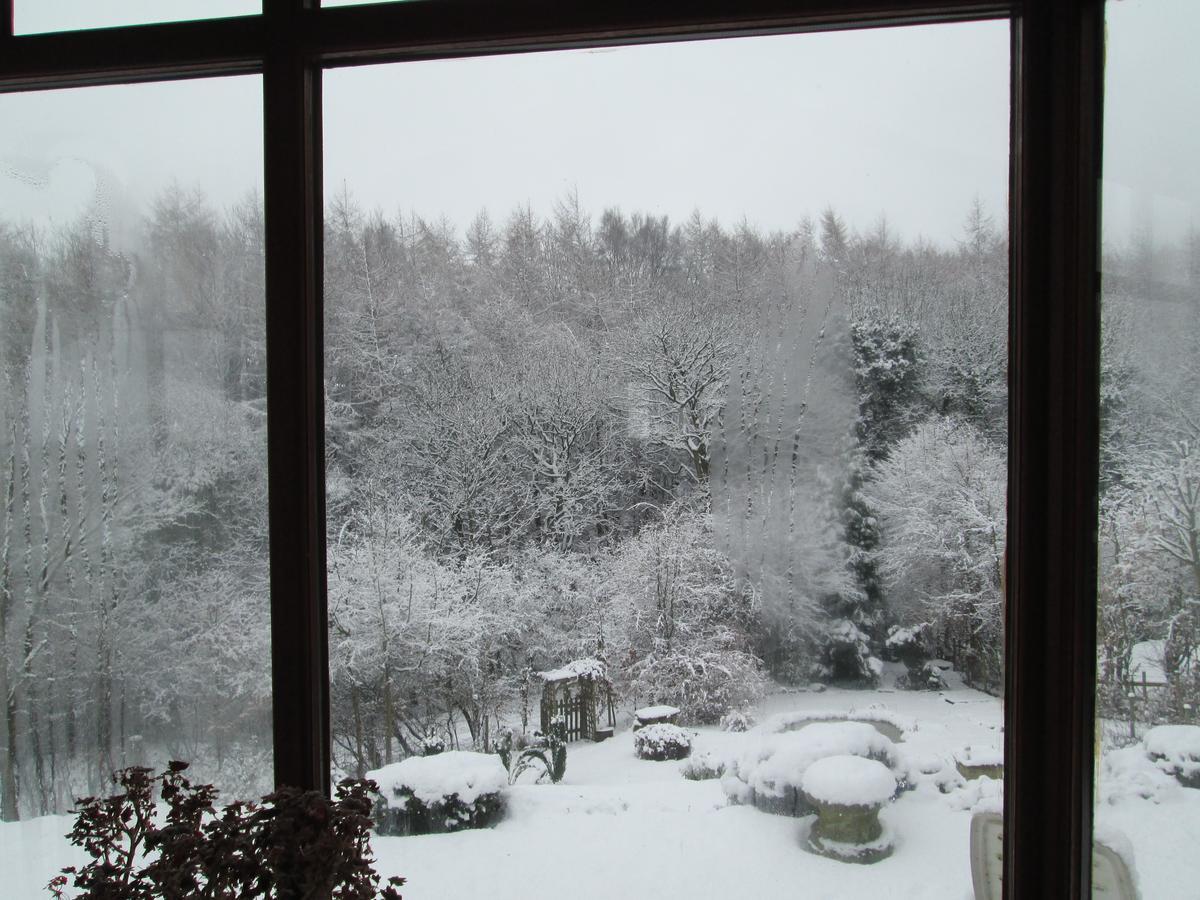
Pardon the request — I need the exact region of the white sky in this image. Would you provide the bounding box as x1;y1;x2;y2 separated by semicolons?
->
1;0;1196;249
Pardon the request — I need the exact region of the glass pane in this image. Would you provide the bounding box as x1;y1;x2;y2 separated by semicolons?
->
14;0;259;35
1095;1;1200;897
324;24;1008;897
0;76;268;893
325;23;1009;898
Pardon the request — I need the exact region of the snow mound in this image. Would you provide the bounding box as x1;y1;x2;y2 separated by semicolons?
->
1143;724;1200;780
945;775;1002;812
1099;745;1179;805
1093;820;1138;874
368;751;508;807
725;721;903;802
802;755;895;806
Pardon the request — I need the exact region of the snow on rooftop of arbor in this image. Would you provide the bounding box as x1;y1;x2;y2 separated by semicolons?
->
367;751;508;807
538;658;608;683
634;705;680;719
1144;724;1200;772
956;745;1003;767
802;755;896;806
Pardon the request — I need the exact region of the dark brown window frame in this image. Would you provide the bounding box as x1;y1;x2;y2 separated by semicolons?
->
0;1;1104;897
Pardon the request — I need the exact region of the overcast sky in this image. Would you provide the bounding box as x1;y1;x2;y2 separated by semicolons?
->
1;0;1195;249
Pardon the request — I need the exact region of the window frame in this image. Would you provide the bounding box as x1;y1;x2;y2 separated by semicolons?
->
0;1;1105;897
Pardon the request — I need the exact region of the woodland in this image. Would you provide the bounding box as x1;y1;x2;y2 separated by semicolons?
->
1;187;1196;820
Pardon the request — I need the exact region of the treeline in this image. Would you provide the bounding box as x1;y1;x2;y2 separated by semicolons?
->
319;190;1012;777
0;190;271;821
12;182;1192;817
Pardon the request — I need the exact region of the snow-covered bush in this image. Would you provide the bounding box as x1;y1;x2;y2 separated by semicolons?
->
607;504;766;723
945;773;1003;812
681;749;726;781
720;710;755;733
420;732;447;757
886;623;941;690
1099;745;1181;804
634;724;693;761
629;649;766;725
899;660;946;691
811;619;882;686
866;418;1006;694
369;752;507;836
1143;724;1200;788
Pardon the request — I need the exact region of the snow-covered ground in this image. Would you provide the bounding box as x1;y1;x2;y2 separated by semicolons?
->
5;684;1199;899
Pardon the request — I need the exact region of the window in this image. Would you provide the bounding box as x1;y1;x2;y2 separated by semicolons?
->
324;28;1009;894
0;75;270;890
0;3;1110;898
1095;1;1200;896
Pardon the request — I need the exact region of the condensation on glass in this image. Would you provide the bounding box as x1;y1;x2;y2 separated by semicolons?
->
1094;2;1200;897
322;24;1009;895
0;76;269;889
14;0;260;35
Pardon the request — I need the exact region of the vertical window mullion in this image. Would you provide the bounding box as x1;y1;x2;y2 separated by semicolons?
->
264;0;329;795
1006;2;1105;897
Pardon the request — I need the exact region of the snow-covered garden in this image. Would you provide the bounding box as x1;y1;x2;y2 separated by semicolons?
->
7;677;1200;898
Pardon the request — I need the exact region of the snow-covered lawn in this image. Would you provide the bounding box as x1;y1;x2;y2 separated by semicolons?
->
5;685;1200;899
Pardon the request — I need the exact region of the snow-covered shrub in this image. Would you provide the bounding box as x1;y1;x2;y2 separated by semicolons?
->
1143;724;1200;788
866;418;1006;694
898;660;946;691
634;723;693;761
681;749;726;780
945;774;1003;812
886;623;943;690
812;619;882;686
607;503;766;721
629;649;766;725
1099;745;1180;804
369;752;507;836
720;710;755;733
420;732;447;757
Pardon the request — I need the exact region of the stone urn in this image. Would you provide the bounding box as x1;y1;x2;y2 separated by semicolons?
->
801;755;896;864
